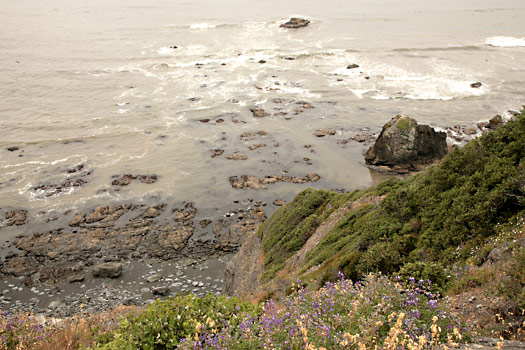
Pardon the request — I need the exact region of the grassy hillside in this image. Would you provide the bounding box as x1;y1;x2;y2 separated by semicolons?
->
258;110;525;286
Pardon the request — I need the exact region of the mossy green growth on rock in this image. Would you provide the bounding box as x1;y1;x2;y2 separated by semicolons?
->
260;110;525;285
395;115;411;131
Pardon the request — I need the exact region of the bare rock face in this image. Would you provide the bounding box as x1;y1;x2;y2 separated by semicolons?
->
92;262;122;278
365;115;447;174
280;17;310;29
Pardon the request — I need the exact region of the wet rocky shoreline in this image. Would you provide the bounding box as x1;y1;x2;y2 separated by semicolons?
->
0;195;268;317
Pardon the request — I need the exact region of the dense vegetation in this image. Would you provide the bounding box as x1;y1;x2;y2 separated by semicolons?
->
258;111;525;288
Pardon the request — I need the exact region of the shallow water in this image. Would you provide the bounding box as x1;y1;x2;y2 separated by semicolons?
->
0;0;524;229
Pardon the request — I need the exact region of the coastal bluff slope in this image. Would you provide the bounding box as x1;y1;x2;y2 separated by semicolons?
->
226;110;525;335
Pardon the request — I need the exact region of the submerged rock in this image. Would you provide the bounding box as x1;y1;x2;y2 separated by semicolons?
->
226;152;248;160
211;149;224;158
249;144;266;150
280;18;310;29
365;115;447;174
250;108;270;118
111;174;158;186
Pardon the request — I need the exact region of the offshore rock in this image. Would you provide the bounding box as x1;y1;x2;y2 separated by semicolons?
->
280;18;310;29
250;108;270;118
365;115;447;174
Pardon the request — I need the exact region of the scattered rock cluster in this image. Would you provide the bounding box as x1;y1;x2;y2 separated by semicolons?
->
111;174;158;186
229;173;320;190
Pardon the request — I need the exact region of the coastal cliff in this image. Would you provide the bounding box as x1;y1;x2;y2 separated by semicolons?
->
225;110;525;336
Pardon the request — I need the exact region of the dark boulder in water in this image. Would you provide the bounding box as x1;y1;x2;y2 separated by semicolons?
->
488;114;503;129
365;115;447;174
280;18;310;29
470;82;482;88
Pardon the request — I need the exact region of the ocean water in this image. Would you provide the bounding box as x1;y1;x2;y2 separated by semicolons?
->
0;0;524;222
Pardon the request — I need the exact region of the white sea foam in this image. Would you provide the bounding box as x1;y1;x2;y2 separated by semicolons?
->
167;53;276;68
485;36;525;47
350;89;370;99
331;66;362;77
157;46;175;55
190;23;216;29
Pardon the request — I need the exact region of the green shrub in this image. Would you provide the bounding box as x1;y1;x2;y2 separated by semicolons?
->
398;261;449;292
93;294;260;350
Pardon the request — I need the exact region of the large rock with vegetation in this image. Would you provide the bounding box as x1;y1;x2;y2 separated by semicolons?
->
365;115;448;173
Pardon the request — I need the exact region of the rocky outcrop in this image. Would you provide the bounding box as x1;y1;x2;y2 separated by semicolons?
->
365;115;447;174
280;18;310;29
